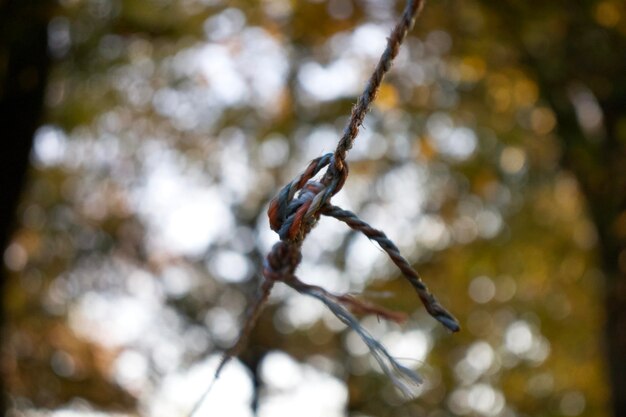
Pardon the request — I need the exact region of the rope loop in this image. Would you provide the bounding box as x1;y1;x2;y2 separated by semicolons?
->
267;153;349;242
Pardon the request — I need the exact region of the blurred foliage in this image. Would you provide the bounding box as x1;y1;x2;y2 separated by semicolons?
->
3;0;625;416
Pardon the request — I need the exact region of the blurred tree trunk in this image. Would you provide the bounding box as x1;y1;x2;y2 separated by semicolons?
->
0;0;52;412
555;94;626;417
531;29;626;417
598;166;626;417
480;3;626;414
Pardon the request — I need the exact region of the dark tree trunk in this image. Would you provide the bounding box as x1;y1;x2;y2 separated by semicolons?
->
575;119;626;417
480;2;626;414
575;138;626;417
0;0;52;412
544;69;626;417
604;264;626;417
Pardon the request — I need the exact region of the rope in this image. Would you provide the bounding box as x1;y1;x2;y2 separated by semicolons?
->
331;0;424;173
323;205;460;331
189;1;458;413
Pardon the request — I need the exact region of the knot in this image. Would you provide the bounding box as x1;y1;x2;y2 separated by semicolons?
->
268;154;348;242
263;241;302;281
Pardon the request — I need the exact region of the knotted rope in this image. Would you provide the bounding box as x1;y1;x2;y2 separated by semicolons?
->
189;1;458;413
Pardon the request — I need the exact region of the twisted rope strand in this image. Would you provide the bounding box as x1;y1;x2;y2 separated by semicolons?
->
285;274;408;323
323;204;460;332
214;279;274;378
332;0;424;171
187;280;275;417
290;278;423;398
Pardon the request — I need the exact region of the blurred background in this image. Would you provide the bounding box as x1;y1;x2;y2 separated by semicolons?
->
1;0;625;416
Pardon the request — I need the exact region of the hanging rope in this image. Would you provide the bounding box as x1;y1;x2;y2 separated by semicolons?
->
189;1;458;413
332;0;424;172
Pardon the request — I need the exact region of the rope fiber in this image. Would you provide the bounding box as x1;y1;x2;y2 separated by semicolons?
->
189;1;459;413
